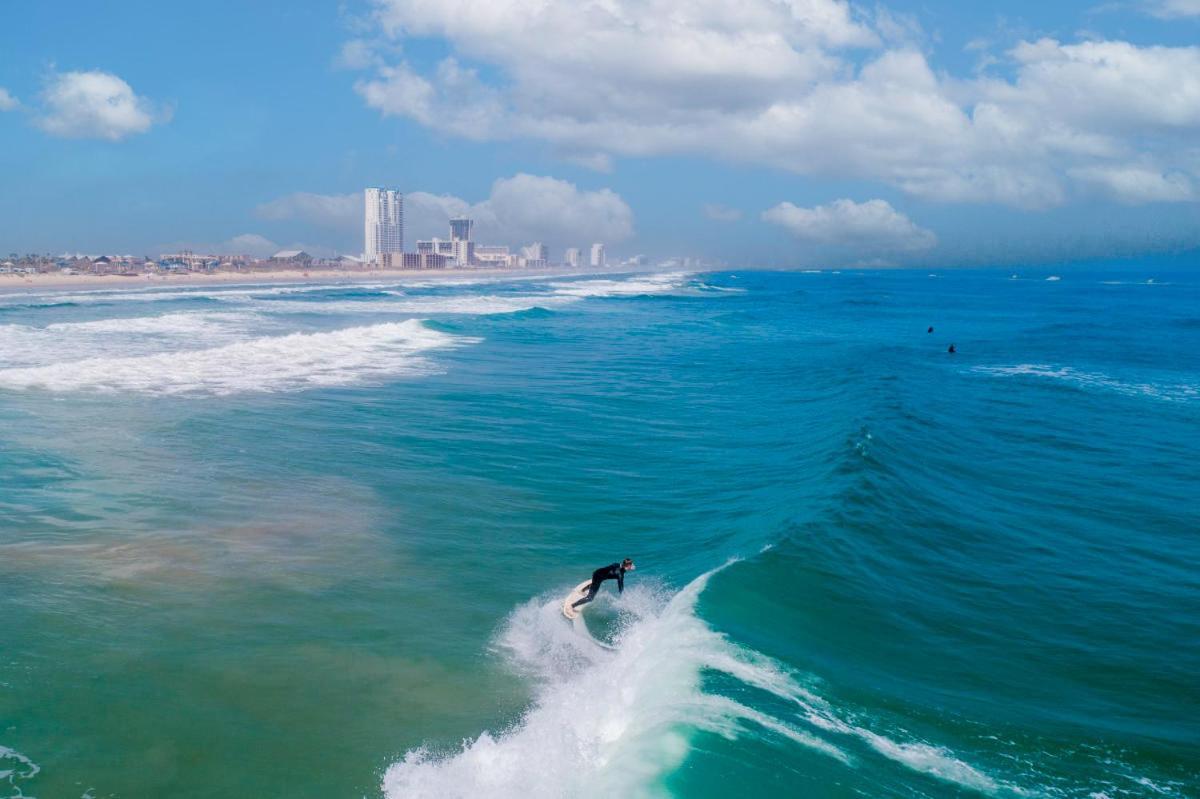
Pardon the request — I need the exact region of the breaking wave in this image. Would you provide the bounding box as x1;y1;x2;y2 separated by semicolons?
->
0;319;472;396
383;567;1017;799
548;272;695;298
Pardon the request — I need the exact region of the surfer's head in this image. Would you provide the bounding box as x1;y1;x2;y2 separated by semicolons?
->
622;558;635;571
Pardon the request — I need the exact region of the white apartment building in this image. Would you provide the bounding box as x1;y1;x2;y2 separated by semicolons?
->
590;243;606;268
364;187;403;265
564;247;581;267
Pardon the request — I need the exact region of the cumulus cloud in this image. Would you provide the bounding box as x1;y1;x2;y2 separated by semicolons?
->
763;198;936;253
0;88;18;111
348;1;1200;209
257;174;634;250
37;70;166;141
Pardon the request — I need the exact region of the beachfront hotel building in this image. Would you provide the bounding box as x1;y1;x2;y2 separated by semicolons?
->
565;247;581;267
590;243;606;268
364;187;403;265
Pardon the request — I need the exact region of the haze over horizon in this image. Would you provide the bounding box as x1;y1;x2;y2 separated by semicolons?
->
2;0;1199;268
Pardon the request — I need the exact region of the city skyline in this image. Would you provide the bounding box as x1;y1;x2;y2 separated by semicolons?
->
1;1;1199;268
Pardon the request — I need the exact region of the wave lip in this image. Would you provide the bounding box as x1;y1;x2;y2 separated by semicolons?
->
0;318;472;396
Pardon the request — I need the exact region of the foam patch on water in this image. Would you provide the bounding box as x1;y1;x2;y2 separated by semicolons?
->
0;319;472;396
973;364;1198;404
382;567;1017;798
0;745;40;796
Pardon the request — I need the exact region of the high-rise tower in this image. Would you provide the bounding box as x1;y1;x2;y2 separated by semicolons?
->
364;188;403;264
449;216;473;242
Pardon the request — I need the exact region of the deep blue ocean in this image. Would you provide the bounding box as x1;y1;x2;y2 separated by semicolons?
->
0;268;1196;798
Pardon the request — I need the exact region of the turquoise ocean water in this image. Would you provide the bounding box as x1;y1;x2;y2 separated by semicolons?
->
0;269;1196;798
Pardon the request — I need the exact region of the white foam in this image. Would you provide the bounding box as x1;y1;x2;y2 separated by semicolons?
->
253;294;570;317
0;319;471;396
973;364;1198;404
44;310;259;336
383;571;848;798
548;272;695;298
0;312;264;369
383;567;1015;798
0;745;40;793
0;280;400;307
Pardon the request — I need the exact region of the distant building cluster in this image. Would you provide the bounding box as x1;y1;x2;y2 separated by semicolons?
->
0;187;718;278
0;250;367;278
362;187;608;270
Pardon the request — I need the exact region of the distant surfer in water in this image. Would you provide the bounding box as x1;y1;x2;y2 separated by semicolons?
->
572;559;635;608
948;343;957;354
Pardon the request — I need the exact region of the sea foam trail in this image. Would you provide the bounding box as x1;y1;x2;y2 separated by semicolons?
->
0;319;472;396
973;364;1199;404
383;567;1014;799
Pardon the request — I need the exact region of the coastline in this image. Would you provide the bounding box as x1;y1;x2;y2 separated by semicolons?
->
0;266;606;295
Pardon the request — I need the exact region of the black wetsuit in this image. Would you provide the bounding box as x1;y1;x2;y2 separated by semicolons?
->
572;563;625;608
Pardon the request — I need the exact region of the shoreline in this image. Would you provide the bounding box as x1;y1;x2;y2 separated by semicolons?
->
0;266;617;295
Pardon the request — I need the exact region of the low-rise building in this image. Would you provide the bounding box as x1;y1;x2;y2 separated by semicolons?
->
271;250;312;265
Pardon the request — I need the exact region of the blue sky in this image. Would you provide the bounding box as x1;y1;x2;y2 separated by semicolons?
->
1;0;1198;267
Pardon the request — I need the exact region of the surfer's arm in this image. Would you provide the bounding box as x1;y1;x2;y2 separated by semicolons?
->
617;570;624;593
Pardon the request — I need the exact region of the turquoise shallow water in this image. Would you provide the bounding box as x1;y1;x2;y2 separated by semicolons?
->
0;269;1196;798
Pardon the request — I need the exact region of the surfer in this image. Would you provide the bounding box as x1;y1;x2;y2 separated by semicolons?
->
571;559;635;609
948;343;956;354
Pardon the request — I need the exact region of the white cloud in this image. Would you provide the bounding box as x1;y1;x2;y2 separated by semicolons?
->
37;70;165;141
763;198;936;253
1144;0;1200;17
256;192;361;230
163;234;343;259
350;1;1200;209
562;152;614;173
0;88;18;111
1068;165;1195;203
703;204;743;222
257;174;634;250
223;234;281;258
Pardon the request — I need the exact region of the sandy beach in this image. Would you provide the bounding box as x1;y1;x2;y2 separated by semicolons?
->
0;266;595;294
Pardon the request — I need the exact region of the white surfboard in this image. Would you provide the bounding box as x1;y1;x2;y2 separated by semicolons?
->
562;579;593;619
